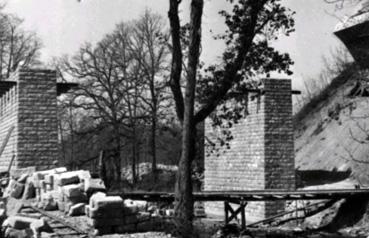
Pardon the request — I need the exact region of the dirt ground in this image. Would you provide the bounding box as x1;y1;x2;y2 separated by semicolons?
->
51;213;369;238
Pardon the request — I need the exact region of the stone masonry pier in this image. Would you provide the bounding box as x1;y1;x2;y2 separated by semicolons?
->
0;68;75;173
204;78;295;221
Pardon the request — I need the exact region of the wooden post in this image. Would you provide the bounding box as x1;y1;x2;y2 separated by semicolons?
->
241;201;247;230
224;201;229;224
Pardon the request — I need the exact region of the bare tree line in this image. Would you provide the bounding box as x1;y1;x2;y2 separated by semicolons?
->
0;5;41;79
57;10;175;184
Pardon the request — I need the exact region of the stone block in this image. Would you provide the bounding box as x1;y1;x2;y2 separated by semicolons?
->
10;167;36;181
4;179;16;198
62;184;83;198
22;181;36;200
40;180;47;193
115;224;136;233
3;216;38;229
55;171;80;186
88;218;124;227
124;199;146;213
35;188;41;202
65;193;87;205
17;174;28;184
10;182;24;199
85;204;90;216
88;192;105;207
84;178;106;195
92;226;113;236
45;184;53;192
124;214;139;225
44;174;53;185
30;218;52;234
0;209;5;219
136;219;154;232
90;193;123;210
41;193;57;211
64;202;72;214
68;203;85;216
77;170;91;181
4;227;34;238
88;206;124;218
57;201;65;212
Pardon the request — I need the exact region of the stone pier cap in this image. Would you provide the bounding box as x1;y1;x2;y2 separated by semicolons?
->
1;68;78;97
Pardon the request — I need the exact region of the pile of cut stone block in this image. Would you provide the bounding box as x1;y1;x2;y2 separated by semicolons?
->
85;193;158;235
86;192;126;235
31;168;106;215
1;167;174;235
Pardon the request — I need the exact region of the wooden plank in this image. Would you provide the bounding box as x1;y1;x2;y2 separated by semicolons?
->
252;195;263;199
272;195;286;199
0;126;15;160
290;194;302;199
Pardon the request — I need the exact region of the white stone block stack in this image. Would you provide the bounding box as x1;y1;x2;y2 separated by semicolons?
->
29;168;105;216
60;184;87;213
32;167;67;203
86;192;127;235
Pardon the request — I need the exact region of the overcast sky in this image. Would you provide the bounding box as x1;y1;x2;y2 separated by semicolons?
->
2;0;357;89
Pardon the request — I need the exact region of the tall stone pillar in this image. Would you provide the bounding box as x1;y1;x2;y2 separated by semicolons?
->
0;68;59;172
17;69;58;169
204;78;295;221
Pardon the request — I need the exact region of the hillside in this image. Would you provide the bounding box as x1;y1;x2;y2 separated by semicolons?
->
294;65;369;186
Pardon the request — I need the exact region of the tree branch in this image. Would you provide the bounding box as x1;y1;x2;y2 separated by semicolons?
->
194;0;267;124
168;0;185;122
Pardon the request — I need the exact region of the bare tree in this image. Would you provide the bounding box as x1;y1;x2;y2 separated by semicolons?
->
0;13;42;79
130;10;171;174
59;23;148;182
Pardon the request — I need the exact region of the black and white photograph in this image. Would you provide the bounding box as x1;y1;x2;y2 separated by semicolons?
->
0;0;367;237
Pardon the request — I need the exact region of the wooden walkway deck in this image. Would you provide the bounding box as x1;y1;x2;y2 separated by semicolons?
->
108;189;369;229
109;188;369;202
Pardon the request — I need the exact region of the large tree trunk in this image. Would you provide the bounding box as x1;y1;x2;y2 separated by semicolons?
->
98;150;109;188
174;125;196;236
151;113;157;174
113;124;122;183
150;71;158;175
151;113;156;170
114;138;122;183
131;127;137;184
174;0;203;236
